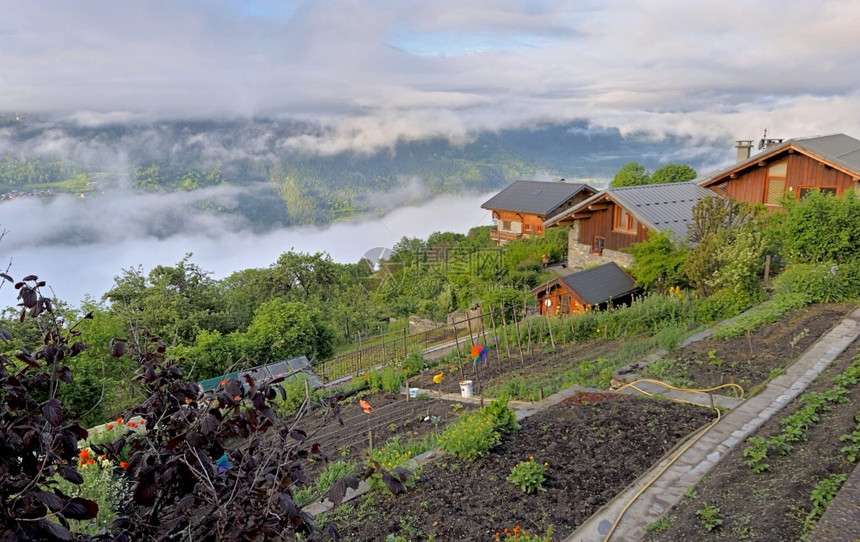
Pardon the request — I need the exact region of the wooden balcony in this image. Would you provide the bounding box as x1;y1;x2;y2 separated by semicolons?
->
490;230;523;243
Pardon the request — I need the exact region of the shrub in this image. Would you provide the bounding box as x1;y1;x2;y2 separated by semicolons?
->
439;410;501;461
694;287;757;324
772;261;860;303
506;457;547;494
629;230;690;293
481;397;520;435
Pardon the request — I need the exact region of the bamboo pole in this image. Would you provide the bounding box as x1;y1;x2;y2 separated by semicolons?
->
548;316;556;349
489;305;503;373
499;302;512;361
453;321;465;381
511;301;525;365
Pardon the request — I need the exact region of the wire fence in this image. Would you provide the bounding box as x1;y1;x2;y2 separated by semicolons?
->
312;298;540;383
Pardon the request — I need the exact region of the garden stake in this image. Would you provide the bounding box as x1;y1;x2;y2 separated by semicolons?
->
499;302;513;367
368;430;373;455
512;301;525;365
489;305;503;372
527;318;532;354
466;310;476;347
548;317;556;348
453;326;465;381
380;329;386;363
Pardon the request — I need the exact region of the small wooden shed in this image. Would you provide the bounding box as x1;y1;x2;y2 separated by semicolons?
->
530;262;639;317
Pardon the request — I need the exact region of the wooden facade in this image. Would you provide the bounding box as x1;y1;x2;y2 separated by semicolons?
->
533;281;586;316
575;201;650;254
703;148;858;208
490;209;546;243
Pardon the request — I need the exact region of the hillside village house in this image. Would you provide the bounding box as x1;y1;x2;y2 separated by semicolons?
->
481;180;596;244
530;262;639;317
698;133;860;206
544;181;717;269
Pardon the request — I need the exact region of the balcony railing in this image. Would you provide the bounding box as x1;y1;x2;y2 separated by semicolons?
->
490;230;523;242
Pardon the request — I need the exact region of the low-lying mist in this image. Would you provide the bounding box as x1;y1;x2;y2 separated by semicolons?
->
0;188;495;308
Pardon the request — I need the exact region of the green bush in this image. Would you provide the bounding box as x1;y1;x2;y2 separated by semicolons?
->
367;366;404;394
481;398;520;434
772;261;860;303
439;410;501;461
694;287;759;325
506;458;547;494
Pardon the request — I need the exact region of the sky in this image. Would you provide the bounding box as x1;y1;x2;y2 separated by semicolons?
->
2;0;859;151
2;0;860;307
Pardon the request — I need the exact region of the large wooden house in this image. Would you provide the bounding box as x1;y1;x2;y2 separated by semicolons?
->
481;180;596;244
530;262;639;317
698;133;860;207
544;182;717;269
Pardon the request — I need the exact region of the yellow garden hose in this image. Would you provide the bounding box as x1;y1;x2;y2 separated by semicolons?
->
601;379;744;542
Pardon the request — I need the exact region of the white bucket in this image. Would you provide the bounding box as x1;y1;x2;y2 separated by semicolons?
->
459;380;474;398
408;388;418;398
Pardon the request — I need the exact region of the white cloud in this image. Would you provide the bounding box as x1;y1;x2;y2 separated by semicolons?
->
0;0;857;152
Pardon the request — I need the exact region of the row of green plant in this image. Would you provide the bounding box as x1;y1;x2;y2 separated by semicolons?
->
743;354;860;472
712;292;809;340
801;473;847;539
438;398;520;461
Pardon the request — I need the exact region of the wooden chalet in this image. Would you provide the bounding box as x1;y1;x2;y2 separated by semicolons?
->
530;262;639;317
481;180;596;244
698;133;860;207
544;182;718;269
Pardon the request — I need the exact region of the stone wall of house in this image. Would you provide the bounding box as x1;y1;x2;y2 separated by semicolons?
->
567;240;633;269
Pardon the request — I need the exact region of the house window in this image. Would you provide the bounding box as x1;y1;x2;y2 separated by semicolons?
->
592;236;605;255
764;161;787;205
502;220;511;231
799;186;838;199
613;207;638;232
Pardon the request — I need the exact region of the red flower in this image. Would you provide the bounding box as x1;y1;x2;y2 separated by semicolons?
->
116;417;124;425
120;461;128;470
107;423;114;430
127;421;137;428
79;449;89;459
86;458;95;465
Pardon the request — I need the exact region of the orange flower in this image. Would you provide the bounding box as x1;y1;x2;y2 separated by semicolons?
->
233;395;241;401
120;461;128;470
79;460;85;467
99;454;106;459
185;397;192;404
79;449;89;459
87;458;95;465
107;423;114;430
116;417;124;425
127;421;137;428
220;380;227;386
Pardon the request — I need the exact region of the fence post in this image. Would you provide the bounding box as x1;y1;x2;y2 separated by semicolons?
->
403;327;408;358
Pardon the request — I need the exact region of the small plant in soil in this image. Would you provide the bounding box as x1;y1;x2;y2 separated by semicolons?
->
839;413;860;461
645;515;674;534
506;456;547;494
802;473;847;535
696;502;723;532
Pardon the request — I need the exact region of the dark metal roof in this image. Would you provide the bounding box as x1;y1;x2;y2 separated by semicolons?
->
698;133;860;186
481;180;594;216
546;181;717;241
199;355;321;392
609;182;717;241
560;262;638;306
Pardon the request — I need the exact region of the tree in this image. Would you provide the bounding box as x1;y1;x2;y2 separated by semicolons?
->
650;163;697;185
272;251;339;302
629;231;690;292
610;162;651;187
244;299;335;362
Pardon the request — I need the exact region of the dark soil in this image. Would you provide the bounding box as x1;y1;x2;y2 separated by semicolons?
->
643;336;860;541
299;392;477;480
321;394;714;542
640;303;855;392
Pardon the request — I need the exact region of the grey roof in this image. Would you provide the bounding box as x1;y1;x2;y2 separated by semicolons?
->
609;182;717;241
698;133;860;185
561;262;638;305
199;355;322;392
481;180;594;216
547;181;717;241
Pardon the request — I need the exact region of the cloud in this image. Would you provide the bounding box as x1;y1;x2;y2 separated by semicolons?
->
0;0;857;154
0;187;495;307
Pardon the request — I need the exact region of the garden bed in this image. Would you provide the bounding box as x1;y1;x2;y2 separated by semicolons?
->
643;336;860;541
639;303;855;393
298;391;476;481
319;394;714;541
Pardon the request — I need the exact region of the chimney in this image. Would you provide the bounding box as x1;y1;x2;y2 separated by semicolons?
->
735;140;754;163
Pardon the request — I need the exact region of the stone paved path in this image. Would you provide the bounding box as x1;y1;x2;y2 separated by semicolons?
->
565;307;860;542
